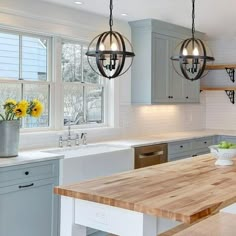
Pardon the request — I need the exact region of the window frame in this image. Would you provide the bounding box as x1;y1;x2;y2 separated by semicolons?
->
0;28;53;131
0;29;110;132
60;38;108;129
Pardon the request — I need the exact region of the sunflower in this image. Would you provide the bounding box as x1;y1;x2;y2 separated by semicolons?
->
30;99;43;118
13;100;29;118
4;99;17;106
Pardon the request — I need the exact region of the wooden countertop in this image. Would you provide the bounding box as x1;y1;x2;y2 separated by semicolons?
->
174;212;236;236
54;154;236;224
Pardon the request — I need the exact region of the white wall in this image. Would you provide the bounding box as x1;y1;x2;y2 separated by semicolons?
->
202;39;236;130
0;0;206;150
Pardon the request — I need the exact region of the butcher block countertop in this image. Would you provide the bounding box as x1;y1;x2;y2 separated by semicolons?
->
174;213;236;236
54;154;236;224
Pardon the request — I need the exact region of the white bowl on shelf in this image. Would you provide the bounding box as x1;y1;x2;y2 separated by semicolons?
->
209;145;236;166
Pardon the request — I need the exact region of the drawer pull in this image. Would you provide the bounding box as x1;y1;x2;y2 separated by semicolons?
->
204;141;207;144
139;151;164;159
180;145;183;148
19;183;34;189
25;171;29;175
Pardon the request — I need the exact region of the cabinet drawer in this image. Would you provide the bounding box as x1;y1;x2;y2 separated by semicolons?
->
192;137;213;150
0;161;58;186
135;144;167;169
168;141;192;154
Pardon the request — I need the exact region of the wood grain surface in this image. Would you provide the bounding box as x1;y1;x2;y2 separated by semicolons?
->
174;213;236;236
54;154;236;223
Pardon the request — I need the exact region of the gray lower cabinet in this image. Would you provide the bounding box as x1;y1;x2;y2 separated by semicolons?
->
168;136;217;162
217;135;236;144
0;160;60;236
130;19;202;105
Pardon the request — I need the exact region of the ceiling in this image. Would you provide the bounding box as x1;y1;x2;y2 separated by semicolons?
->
41;0;236;38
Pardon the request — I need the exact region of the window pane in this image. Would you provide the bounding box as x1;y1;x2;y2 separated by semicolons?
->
62;42;82;82
86;85;103;123
64;84;83;125
0;83;21;114
22;36;48;81
83;46;100;84
0;32;19;79
22;84;49;128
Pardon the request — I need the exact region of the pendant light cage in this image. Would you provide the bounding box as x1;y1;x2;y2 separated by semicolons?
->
170;0;214;81
86;0;135;79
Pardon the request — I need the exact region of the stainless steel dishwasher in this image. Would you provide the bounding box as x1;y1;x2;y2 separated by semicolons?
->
134;143;168;169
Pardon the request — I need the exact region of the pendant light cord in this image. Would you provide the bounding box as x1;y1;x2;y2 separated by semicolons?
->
192;0;195;39
109;0;113;32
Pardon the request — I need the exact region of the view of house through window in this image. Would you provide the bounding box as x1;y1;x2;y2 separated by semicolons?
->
0;30;106;130
0;31;50;128
62;41;104;126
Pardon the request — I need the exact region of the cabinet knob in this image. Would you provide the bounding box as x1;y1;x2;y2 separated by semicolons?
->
186;96;189;99
204;141;207;144
25;171;29;175
180;145;183;148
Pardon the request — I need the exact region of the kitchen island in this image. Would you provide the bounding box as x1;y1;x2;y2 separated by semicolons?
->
54;154;236;236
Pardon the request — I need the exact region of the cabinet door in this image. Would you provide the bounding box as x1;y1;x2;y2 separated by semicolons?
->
169;38;185;103
183;79;200;103
0;178;59;236
151;33;171;103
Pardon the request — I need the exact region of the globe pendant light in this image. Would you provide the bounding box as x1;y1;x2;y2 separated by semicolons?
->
170;0;214;81
86;0;135;79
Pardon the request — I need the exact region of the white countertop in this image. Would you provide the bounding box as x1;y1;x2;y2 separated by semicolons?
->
2;129;236;168
0;151;64;168
105;129;236;147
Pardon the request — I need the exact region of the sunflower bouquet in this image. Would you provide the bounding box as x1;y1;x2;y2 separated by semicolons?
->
0;99;44;121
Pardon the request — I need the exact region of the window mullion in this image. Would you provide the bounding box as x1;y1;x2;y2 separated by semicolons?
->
19;35;23;80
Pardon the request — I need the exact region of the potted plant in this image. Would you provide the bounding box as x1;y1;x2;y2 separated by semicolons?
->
0;99;43;158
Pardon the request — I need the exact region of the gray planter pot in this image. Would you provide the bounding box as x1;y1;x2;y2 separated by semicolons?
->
0;120;20;158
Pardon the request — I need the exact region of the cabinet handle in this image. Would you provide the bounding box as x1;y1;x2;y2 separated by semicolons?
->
180;145;183;148
25;171;29;175
186;96;189;99
204;141;207;144
139;151;164;159
19;183;34;189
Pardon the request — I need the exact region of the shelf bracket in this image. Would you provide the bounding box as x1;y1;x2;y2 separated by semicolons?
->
225;90;235;104
225;68;235;83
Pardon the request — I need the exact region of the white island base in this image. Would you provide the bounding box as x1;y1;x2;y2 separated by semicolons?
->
71;198;180;236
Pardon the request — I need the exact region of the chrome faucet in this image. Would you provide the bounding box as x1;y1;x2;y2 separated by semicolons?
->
58;120;80;147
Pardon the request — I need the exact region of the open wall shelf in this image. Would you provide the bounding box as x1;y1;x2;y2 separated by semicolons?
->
200;88;236;104
201;64;236;104
206;64;236;70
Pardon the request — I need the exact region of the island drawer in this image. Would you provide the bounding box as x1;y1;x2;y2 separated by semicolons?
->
0;160;59;187
168;140;192;154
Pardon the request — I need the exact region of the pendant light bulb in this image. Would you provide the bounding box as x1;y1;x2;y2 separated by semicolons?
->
111;42;118;51
193;47;199;56
182;48;188;56
99;43;105;51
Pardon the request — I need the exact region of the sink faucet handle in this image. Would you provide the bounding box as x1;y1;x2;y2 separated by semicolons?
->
81;132;87;145
59;136;63;148
75;133;80;146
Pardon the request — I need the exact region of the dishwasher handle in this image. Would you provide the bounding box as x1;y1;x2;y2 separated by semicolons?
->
138;150;164;159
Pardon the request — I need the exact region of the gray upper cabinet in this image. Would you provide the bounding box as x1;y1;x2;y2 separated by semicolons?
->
129;19;203;104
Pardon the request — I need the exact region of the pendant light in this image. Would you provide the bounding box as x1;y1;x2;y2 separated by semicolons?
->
86;0;135;79
170;0;214;81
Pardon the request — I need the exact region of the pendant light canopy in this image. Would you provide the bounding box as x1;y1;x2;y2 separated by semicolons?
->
171;0;214;81
86;0;135;79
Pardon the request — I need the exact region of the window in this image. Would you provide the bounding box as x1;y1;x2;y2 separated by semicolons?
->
62;40;105;126
0;31;51;128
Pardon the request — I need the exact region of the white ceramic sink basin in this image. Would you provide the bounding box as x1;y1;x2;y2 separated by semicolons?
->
43;143;131;158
